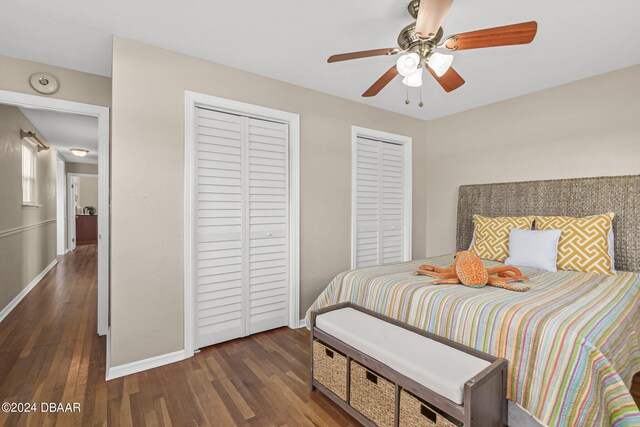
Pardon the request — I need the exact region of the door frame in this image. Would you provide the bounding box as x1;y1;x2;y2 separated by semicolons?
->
67;172;98;249
183;91;300;356
56;153;66;255
351;126;412;269
0;90;110;337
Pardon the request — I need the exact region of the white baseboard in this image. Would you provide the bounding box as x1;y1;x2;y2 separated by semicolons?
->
106;349;188;380
294;318;308;329
0;259;57;324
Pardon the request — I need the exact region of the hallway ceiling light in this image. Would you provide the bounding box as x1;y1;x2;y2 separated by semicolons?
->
70;148;90;157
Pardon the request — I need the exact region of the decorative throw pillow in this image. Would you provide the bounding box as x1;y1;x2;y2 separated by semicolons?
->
470;215;534;262
535;213;615;275
505;229;562;272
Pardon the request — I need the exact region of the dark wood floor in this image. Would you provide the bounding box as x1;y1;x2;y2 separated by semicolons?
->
0;245;638;426
0;245;357;426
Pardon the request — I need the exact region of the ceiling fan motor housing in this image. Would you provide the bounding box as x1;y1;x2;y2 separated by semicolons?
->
401;1;444;55
398;23;443;56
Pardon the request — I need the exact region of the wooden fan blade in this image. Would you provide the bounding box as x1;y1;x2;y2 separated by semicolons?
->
427;66;465;93
362;66;399;97
328;48;401;63
446;21;538;51
416;0;454;39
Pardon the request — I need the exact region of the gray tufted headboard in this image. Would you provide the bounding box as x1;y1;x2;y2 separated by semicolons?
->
456;175;640;272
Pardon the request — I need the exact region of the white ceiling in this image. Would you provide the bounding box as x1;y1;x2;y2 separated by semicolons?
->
17;107;99;164
1;0;640;120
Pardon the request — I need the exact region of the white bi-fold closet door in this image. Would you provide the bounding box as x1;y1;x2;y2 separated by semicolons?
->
353;135;409;269
195;107;289;349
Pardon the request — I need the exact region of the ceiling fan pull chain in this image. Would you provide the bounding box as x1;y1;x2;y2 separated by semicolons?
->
405;86;410;105
419;87;424;108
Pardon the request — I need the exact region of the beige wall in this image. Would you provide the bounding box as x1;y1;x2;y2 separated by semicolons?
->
0;55;111;107
66;162;99;175
425;64;640;256
0;104;57;312
110;37;428;365
77;176;99;214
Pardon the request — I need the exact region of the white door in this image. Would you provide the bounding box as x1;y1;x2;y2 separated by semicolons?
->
247;118;289;334
195;108;289;349
380;141;405;265
67;176;77;252
353;136;408;268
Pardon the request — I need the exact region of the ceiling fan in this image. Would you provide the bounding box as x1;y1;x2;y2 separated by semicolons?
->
328;0;538;100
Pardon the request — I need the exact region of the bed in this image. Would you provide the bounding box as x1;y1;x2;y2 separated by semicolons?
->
307;175;640;427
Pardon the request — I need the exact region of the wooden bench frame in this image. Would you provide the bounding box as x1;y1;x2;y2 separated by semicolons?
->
310;302;507;426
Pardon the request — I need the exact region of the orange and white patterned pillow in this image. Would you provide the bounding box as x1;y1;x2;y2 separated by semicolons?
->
535;213;615;275
470;215;534;262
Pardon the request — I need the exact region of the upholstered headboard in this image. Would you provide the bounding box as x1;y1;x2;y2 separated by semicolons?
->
456;175;640;272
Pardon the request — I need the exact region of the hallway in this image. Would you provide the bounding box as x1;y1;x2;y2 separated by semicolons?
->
0;244;107;425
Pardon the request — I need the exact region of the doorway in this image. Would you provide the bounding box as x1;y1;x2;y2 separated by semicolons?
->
67;173;99;249
0;90;110;341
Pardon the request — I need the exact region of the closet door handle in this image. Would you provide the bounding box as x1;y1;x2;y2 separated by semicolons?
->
266;232;272;237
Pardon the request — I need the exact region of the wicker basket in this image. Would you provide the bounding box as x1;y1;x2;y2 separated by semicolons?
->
350;361;396;427
399;389;462;427
312;340;347;400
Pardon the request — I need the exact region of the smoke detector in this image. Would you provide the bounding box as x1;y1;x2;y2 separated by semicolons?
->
29;72;59;95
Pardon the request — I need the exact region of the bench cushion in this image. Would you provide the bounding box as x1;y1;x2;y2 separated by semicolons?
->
316;308;491;405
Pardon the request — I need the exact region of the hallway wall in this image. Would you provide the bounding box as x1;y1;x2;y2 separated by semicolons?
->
0;104;57;317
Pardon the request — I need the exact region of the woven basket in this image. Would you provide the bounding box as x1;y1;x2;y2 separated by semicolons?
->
399;389;461;427
312;340;347;400
350;361;396;427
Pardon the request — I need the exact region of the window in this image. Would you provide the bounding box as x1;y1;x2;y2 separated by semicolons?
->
22;141;37;205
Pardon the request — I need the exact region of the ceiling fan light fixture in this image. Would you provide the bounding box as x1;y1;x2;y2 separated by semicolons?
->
70;148;90;157
402;67;423;87
396;52;421;77
428;52;454;77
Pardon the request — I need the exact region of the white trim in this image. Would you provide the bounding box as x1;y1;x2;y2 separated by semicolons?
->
351;126;413;269
0;219;56;239
106;349;187;380
184;91;301;355
0;90;110;338
56;154;66;255
0;259;57;324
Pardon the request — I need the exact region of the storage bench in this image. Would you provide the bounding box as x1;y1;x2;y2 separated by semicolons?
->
310;302;507;426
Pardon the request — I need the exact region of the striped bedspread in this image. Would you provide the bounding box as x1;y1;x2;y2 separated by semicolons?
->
306;255;640;426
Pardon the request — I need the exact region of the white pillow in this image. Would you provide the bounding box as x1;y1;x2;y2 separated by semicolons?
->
608;229;616;271
505;229;562;272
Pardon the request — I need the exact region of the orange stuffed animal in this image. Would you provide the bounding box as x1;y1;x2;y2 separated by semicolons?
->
413;251;530;292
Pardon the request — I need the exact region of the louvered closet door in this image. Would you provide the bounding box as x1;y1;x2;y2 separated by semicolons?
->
354;137;381;267
196;109;245;347
247;118;289;334
354;137;405;268
380;142;405;264
195;108;289;349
